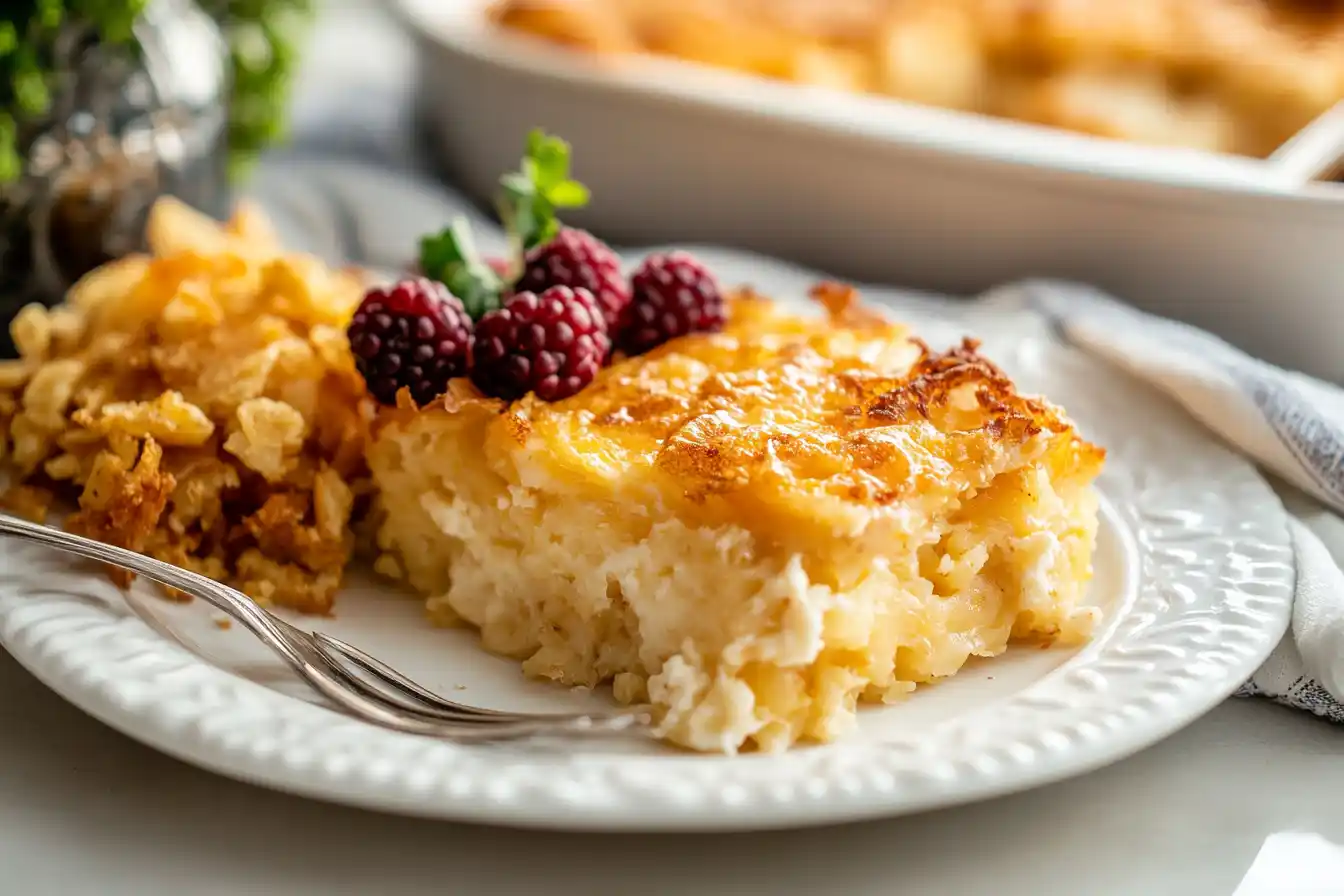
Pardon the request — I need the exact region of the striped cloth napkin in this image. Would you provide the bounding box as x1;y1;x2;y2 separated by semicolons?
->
1021;284;1344;723
249;158;1343;724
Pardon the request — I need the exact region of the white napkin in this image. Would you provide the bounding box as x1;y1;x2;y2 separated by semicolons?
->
249;157;1343;725
1018;282;1344;723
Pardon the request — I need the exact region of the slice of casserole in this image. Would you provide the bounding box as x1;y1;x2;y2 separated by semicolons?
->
368;286;1104;753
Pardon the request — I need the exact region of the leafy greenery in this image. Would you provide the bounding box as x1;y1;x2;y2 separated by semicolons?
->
496;129;590;251
418;129;592;320
0;0;311;183
418;219;505;321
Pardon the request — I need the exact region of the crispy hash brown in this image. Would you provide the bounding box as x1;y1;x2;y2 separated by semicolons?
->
0;199;376;613
490;0;1344;158
369;284;1105;752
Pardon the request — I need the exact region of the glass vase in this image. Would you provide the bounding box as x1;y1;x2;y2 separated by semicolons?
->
0;0;229;355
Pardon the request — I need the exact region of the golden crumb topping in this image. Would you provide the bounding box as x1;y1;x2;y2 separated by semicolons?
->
0;198;376;614
403;284;1103;549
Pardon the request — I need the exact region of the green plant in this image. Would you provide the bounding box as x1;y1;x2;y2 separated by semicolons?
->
0;0;311;184
419;129;591;319
199;0;311;175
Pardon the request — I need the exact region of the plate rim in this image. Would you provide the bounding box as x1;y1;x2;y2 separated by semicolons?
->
0;285;1296;832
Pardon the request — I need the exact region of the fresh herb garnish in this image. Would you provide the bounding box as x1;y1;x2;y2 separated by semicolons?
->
495;128;590;252
415;128;591;319
418;217;505;320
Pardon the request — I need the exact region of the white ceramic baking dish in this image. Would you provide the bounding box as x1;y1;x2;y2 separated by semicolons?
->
392;0;1344;382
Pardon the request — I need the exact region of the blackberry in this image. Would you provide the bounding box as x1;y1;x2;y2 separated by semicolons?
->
622;251;725;355
347;277;473;406
516;228;631;334
471;286;609;402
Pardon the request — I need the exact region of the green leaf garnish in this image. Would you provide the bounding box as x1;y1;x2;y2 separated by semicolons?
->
547;180;591;207
418;218;505;320
495;128;591;252
415;129;591;316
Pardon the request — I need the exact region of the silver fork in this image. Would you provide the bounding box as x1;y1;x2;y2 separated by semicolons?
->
0;513;651;742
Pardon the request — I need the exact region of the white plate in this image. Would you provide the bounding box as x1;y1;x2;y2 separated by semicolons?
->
394;0;1344;385
0;263;1294;832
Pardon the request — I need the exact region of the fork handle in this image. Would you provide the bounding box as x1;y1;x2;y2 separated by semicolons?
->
0;514;647;742
0;513;311;671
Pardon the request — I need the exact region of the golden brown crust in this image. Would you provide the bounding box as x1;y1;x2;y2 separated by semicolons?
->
489;0;1344;157
65;438;176;587
398;286;1102;541
0;198;376;614
0;483;54;522
809;281;891;329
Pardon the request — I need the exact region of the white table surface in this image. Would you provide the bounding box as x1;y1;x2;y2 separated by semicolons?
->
1;644;1341;896
4;4;1344;894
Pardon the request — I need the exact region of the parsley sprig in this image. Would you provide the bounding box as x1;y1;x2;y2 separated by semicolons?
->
416;128;591;321
417;218;504;321
496;129;590;252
